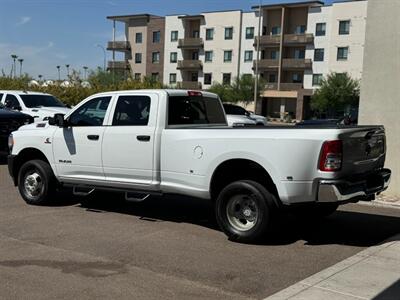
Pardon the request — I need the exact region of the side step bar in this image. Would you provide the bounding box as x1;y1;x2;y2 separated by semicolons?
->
73;187;95;196
125;192;150;202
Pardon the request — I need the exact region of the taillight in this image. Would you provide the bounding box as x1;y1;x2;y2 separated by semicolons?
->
187;91;202;97
319;140;342;172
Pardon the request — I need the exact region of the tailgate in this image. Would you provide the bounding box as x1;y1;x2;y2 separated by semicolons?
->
339;126;386;176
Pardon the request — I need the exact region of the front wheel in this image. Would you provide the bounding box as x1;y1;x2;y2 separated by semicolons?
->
215;180;276;243
18;160;57;205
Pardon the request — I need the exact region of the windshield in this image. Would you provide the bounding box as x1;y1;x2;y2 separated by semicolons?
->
223;104;247;115
20;94;65;108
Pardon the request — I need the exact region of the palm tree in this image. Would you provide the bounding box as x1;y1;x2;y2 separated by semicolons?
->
17;58;24;77
65;64;70;78
11;54;18;78
56;65;61;81
83;66;88;80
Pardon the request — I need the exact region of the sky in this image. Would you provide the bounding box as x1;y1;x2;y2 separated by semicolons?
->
0;0;334;80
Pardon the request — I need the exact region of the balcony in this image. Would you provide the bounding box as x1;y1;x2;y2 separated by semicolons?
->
177;60;202;70
264;82;303;91
254;33;314;47
178;38;204;49
107;41;131;51
284;34;314;46
253;59;279;70
107;61;130;70
282;59;312;70
177;81;202;90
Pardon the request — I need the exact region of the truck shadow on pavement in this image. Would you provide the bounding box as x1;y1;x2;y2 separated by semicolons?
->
74;192;400;247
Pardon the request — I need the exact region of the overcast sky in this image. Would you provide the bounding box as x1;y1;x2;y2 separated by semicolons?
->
0;0;334;80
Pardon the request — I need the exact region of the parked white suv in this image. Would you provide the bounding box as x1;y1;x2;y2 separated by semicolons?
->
223;103;267;126
0;90;70;122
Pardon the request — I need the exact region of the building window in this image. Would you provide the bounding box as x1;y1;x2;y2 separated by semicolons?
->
171;31;178;42
205;51;213;62
244;50;253;62
225;27;233;40
151;73;159;81
292;73;302;84
271;26;281;35
312;74;323;86
170;52;177;63
315;23;326;36
268;74;276;83
314;48;324;61
245;27;254;39
204;73;212;85
206;28;214;41
271;50;279;60
192;30;200;38
153;31;161;43
337;47;349;60
152;52;160;63
224;50;232;62
169;73;177;84
339;20;350;35
295;25;306;34
223;73;231;85
134;73;141;80
135;53;142;64
294;49;305;59
135;32;142;44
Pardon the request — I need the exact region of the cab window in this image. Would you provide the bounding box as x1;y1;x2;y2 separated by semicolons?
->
5;94;21;109
68;96;111;126
112;95;151;126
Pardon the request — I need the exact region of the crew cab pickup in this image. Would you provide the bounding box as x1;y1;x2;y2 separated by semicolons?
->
7;90;391;242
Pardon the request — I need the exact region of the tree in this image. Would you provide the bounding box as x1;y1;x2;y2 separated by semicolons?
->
311;72;360;118
208;74;265;104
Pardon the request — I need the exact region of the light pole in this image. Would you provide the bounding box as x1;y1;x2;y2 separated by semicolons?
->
18;58;24;77
254;0;262;114
65;64;70;78
56;65;61;81
38;74;43;82
96;44;106;71
83;66;88;80
11;54;18;78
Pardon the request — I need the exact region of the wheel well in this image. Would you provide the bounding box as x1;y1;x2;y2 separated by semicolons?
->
210;159;279;203
12;148;50;185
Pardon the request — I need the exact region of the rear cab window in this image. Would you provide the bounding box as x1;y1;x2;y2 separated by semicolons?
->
168;93;226;127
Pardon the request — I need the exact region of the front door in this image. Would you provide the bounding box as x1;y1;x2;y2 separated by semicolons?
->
52;96;112;181
102;93;158;186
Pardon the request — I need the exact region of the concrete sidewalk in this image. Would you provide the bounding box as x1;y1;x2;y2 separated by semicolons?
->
266;233;400;299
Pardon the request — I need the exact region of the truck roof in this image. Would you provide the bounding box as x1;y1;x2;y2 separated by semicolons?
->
89;89;218;98
0;90;52;96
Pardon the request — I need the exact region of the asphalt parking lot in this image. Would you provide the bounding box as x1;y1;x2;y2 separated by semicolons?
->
1;163;400;300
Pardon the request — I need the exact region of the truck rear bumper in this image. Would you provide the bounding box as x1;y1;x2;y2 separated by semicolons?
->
317;168;391;203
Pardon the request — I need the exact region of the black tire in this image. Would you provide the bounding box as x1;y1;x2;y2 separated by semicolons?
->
215;180;276;243
18;160;57;205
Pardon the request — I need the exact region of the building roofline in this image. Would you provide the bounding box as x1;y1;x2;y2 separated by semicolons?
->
106;13;161;21
200;9;242;14
178;14;204;20
251;0;324;10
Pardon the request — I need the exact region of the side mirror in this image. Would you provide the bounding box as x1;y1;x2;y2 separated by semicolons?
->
49;113;67;127
13;105;22;111
245;111;251;117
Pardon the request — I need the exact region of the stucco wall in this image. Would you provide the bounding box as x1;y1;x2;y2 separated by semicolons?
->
359;0;400;197
126;18;148;78
240;11;259;76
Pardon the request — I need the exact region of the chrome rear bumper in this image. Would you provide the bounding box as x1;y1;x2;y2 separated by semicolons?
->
317;168;391;203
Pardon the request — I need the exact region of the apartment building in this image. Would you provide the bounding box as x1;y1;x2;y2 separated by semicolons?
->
106;0;367;121
106;14;165;82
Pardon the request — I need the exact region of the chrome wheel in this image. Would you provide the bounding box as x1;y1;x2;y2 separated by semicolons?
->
226;194;259;231
24;171;44;198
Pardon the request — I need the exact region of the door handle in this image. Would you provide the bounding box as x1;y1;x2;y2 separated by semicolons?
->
87;135;99;141
137;135;150;142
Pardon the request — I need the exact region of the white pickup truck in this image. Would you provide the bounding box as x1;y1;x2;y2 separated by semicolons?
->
7;90;391;242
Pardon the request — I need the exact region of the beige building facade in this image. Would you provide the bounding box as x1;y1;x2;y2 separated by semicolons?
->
359;0;400;197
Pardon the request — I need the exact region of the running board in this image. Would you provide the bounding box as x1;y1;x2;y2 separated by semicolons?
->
125;192;150;202
73;187;95;196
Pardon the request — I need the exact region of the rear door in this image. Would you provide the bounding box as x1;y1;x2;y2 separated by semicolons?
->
102;93;158;185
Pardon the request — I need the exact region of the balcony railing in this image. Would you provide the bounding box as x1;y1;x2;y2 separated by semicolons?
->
178;38;204;49
254;33;314;47
282;59;312;70
264;82;303;91
177;60;202;70
107;41;131;51
177;81;202;90
254;59;279;70
107;61;130;70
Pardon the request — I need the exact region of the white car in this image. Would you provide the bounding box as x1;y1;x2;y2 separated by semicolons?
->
223;103;267;126
7;89;391;243
0;90;71;122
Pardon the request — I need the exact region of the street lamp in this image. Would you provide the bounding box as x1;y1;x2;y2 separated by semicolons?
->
83;66;88;80
17;58;24;77
96;44;106;71
11;54;18;78
38;74;43;82
65;64;70;78
56;65;61;81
